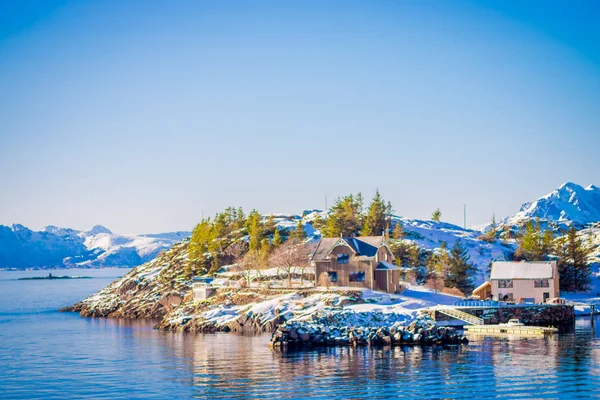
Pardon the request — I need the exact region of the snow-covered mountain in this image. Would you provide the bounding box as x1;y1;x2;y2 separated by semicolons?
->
505;182;600;228
0;224;190;269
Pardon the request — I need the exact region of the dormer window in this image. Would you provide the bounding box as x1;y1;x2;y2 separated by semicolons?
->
337;253;349;264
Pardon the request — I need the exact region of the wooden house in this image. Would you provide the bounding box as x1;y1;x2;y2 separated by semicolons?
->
311;235;401;293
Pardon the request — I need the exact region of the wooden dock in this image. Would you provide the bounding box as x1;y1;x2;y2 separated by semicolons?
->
464;324;558;335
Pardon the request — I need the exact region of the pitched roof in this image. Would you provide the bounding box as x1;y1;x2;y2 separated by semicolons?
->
311;236;388;262
472;280;492;295
490;261;556;280
311;238;341;262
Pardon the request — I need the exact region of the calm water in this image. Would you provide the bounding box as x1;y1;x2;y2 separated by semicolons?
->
1;269;600;399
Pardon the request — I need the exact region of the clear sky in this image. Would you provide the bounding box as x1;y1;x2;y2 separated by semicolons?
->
1;0;599;234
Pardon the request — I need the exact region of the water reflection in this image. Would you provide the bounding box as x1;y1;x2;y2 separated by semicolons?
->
186;317;600;399
1;268;599;400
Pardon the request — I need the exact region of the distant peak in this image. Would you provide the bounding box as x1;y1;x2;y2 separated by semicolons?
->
86;225;112;235
11;223;29;232
44;225;64;233
585;184;599;191
557;182;583;191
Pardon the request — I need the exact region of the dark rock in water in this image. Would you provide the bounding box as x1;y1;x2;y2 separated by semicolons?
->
269;318;468;350
19;274;92;280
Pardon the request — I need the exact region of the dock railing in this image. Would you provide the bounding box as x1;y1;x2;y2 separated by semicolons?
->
437;307;484;325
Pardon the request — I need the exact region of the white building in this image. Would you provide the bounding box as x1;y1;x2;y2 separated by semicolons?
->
474;261;560;303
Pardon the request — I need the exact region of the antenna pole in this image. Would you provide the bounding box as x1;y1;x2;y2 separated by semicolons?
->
463;204;466;229
325;195;328;211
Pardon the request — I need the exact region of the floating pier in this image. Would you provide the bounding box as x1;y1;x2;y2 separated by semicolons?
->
464;324;558;335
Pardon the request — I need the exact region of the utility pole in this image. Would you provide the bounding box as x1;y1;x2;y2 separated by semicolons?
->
325;195;328;211
463;204;467;229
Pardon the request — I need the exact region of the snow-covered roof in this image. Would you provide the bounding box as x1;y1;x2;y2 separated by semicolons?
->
472;280;491;294
490;261;556;280
376;261;400;270
312;236;388;262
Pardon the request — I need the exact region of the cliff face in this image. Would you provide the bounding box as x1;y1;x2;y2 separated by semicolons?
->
62;240;192;318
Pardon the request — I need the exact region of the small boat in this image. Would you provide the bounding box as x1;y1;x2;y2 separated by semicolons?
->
500;319;524;326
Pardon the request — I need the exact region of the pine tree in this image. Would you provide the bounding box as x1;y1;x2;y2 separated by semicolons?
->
265;215;276;234
323;193;364;237
516;219;553;261
445;241;475;295
541;229;555;256
258;238;272;268
362;190;394;236
431;208;442;222
557;226;591;292
273;227;284;247
392;220;405;239
293;219;306;241
246;210;264;251
480;215;499;243
189;219;212;264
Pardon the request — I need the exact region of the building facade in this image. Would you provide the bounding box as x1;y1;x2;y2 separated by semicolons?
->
484;261;560;303
311;235;401;293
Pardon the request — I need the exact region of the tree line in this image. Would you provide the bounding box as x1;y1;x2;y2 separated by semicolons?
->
512;219;592;292
187;193;593;294
187;207;309;284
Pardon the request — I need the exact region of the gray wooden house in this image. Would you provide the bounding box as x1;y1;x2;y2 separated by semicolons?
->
311;235;401;293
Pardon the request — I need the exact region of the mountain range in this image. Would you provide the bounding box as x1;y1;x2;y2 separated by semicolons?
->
2;182;600;271
504;182;600;228
0;224;190;269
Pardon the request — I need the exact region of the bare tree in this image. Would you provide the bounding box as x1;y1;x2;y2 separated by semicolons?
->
269;239;311;287
237;250;261;286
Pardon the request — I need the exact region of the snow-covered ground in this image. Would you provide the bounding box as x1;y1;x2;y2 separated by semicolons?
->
172;285;463;330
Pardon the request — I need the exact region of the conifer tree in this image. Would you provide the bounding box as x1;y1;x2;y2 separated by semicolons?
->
392;220;405;239
323;193;364;237
445;241;475;295
557;226;591;292
515;219;553;261
265;215;276;234
189;219;212;264
273;227;284;247
432;208;442;222
258;238;272;268
362;190;394;236
293;219;306;241
246;210;264;251
311;214;325;232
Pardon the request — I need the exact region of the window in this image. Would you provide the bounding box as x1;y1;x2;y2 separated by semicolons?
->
327;272;338;282
497;279;513;288
349;271;365;282
337;253;349;264
534;279;549;288
499;293;513;301
385;252;389;262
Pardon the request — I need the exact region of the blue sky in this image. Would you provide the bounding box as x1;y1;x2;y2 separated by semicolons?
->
1;0;599;233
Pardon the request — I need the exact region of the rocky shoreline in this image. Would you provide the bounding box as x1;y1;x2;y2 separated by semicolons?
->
270;317;468;349
59;241;192;319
